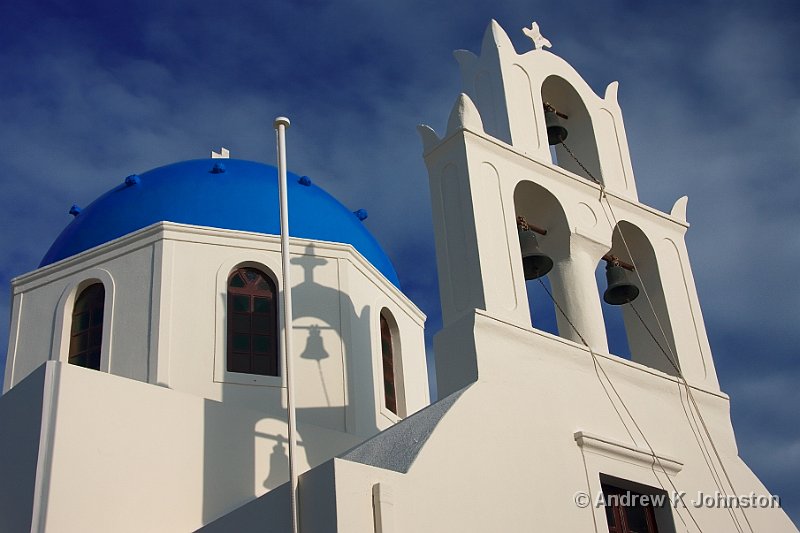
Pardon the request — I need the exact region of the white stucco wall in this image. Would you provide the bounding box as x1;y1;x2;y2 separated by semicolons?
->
396;19;794;533
312;311;796;532
4;231;158;391
422;24;719;392
1;221;430;531
3;361;362;531
5;222;429;434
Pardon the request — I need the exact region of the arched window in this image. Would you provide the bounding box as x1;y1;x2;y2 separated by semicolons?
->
69;283;105;370
380;310;398;415
227;267;279;376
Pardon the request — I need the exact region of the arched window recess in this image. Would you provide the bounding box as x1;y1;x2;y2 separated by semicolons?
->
379;308;404;418
68;283;105;370
227;267;279;377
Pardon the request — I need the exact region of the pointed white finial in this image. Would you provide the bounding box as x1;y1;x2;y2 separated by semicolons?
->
605;81;620;103
482;20;516;56
671;196;689;222
446;93;484;136
523;22;552;50
211;147;230;159
417;124;441;154
453;49;478;78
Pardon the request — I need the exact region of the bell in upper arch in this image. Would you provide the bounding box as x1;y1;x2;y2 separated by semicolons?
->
545;109;568;145
518;226;553;280
603;262;640;305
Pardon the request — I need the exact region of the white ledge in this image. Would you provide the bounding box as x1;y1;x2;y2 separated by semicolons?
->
13;221;426;323
574;430;683;475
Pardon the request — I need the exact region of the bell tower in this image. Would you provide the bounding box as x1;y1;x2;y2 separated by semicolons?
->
418;20;719;397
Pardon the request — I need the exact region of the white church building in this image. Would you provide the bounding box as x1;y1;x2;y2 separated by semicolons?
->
1;20;796;533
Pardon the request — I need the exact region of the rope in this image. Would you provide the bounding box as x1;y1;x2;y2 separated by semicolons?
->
536;278;702;532
557;142;754;532
631;305;746;530
629;303;751;533
536;279;636;442
596;177;751;533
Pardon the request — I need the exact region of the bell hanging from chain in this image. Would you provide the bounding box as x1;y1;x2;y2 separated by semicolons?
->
545;108;568;145
518;226;553;280
603;262;640;305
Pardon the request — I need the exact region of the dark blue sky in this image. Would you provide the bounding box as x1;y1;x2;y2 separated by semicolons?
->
1;0;798;525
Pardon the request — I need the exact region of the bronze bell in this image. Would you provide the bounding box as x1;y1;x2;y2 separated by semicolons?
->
603;262;640;305
545;109;568;145
518;226;553;280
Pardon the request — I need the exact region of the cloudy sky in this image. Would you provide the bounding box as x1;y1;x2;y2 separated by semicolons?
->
1;0;798;525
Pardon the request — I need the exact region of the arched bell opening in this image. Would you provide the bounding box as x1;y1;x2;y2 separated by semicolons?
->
600;222;679;375
595;261;633;360
541;75;603;185
513;180;569;338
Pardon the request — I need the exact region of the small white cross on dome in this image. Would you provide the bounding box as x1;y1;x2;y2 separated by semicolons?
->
211;147;230;159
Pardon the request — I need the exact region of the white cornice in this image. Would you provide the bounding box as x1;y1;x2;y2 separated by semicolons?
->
574;430;683;476
424;127;689;230
12;222;425;322
472;308;729;401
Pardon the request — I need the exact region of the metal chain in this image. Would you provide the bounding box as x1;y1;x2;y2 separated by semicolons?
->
559;141;602;186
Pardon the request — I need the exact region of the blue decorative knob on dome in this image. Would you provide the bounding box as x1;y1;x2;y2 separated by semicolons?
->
40;159;400;288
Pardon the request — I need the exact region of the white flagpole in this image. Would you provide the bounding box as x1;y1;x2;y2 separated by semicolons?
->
274;116;300;533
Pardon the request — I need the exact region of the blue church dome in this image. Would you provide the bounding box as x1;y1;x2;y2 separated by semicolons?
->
41;158;400;286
